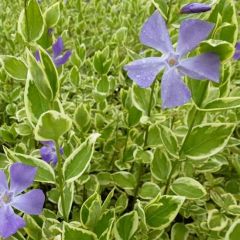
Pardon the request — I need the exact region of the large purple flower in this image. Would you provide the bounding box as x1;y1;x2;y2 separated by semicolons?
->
40;141;63;166
180;3;211;14
124;11;220;108
0;163;45;239
234;42;240;60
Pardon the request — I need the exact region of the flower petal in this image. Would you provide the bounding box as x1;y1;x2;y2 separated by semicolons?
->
0;205;25;239
54;51;72;67
177;19;214;57
35;50;41;62
0;170;8;192
180;3;211;14
124;57;165;88
41;141;55;147
161;68;191;109
52;37;64;58
178;53;220;82
40;146;54;164
140;10;173;53
12;189;45;215
10;163;37;195
233;42;240;60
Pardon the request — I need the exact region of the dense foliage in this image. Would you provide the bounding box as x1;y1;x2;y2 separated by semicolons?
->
0;0;240;239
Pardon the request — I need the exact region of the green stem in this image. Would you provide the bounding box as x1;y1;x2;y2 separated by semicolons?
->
163;108;198;194
132;79;157;205
122;129;129;162
24;0;30;42
163;82;209;194
55;141;67;221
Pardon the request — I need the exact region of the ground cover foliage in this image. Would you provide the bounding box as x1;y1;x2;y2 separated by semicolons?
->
0;0;240;239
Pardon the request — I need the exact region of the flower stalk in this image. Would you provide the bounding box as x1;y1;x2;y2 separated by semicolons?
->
164;81;209;194
55;141;67;221
132;79;156;206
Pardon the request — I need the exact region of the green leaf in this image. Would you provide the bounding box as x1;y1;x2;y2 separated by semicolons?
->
112;171;136;190
93;50;112;75
151;148;172;182
74;104;91;132
170;177;207;199
4;147;55;183
18;0;44;42
147;124;163;147
34;110;72;141
201;97;240;111
96;211;115;240
139;182;161;200
63;223;97;240
63;133;100;183
27;49;53;100
24;75;51;125
23;215;42;240
145;195;185;230
151;0;168;19
131;84;154;114
159;125;179;158
113;211;139;240
182;123;235;160
199;40;234;61
44;2;60;27
171;223;189;240
225;219;240;240
58;183;74;220
1;56;27;80
127;106;142;127
80;192;102;229
207;209;228;231
209;0;238;44
38;47;59;100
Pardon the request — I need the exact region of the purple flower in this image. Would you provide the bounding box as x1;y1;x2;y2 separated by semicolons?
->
181;3;211;14
233;42;240;60
52;37;72;67
124;11;220;109
35;37;71;68
40;141;63;166
0;163;45;239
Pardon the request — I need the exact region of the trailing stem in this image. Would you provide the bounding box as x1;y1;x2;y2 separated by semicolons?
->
55;141;67;222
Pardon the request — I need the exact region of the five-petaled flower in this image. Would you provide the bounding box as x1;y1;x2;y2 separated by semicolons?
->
0;163;45;239
180;3;211;14
124;11;220;109
40;141;63;166
234;42;240;60
36;36;72;67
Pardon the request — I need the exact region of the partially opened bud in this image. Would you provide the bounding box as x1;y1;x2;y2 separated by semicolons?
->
233;42;240;60
180;3;211;14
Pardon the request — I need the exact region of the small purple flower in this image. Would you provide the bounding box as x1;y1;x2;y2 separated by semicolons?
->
52;37;72;67
124;11;220;109
40;141;63;166
181;3;211;14
0;163;45;239
233;42;240;60
35;37;71;68
35;50;41;62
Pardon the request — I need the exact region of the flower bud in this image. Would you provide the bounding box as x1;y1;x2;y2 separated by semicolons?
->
181;3;211;14
233;42;240;60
